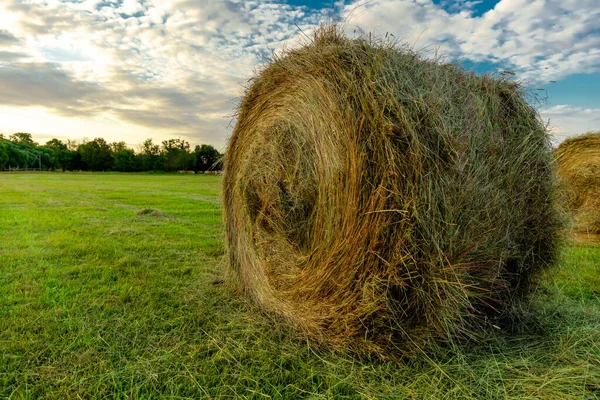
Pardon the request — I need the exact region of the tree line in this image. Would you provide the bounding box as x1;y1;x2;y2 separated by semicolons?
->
0;133;222;172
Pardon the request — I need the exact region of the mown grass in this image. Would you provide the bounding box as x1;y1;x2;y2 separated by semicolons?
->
0;172;599;399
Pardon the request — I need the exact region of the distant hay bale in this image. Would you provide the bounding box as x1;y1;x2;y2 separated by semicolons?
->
136;208;164;217
178;170;196;174
223;27;559;355
555;132;600;237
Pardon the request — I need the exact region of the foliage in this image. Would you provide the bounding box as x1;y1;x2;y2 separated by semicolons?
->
0;138;37;169
0;140;8;169
46;138;68;150
110;141;129;153
162;139;193;171
138;138;163;171
194;144;221;171
9;132;38;147
0;173;597;398
113;148;138;172
1;133;221;173
78;138;114;171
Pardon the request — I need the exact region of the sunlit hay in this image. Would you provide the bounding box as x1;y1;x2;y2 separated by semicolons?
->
223;27;560;356
555;132;600;238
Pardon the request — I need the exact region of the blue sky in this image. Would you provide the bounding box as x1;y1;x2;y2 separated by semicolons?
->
285;0;335;7
433;0;501;17
0;0;598;147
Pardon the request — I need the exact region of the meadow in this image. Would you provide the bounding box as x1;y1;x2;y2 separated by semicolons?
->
1;172;599;399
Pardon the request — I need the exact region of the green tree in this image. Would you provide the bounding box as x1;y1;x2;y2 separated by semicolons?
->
0;140;9;169
44;139;70;170
110;141;128;153
9;132;38;147
46;138;68;151
4;141;35;169
162;139;192;172
114;149;138;172
140;139;161;155
66;139;80;151
78;138;114;171
35;146;57;170
69;151;86;171
193;144;221;172
138;139;163;171
162;138;190;151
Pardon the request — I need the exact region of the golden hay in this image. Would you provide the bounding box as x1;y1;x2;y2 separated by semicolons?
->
555;131;600;238
223;27;559;356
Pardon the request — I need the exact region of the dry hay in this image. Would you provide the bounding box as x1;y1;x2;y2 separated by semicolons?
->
555;132;600;239
223;27;559;356
136;208;165;217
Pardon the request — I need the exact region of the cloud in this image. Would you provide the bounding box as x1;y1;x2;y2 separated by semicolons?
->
2;1;88;37
0;0;597;146
540;105;600;143
0;30;19;46
0;51;28;62
0;0;330;145
0;62;106;114
341;0;600;82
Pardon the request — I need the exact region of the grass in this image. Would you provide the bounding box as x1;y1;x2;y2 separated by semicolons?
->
1;172;599;399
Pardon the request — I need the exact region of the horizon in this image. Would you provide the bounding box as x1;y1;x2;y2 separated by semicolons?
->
1;0;599;148
0;131;218;153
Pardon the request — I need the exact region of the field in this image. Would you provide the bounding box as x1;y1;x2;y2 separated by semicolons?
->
1;173;599;399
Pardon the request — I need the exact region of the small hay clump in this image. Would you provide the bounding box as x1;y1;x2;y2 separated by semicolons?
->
223;27;559;356
555;132;600;237
136;208;165;217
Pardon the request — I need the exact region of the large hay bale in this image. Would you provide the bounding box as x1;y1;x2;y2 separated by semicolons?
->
223;28;559;355
555;132;600;238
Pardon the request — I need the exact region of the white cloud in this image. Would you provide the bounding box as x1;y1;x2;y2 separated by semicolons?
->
0;0;598;147
0;0;328;146
540;105;600;144
120;0;144;15
341;0;600;82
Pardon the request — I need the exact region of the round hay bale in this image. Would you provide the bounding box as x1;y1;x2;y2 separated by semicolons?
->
555;132;600;238
223;27;559;355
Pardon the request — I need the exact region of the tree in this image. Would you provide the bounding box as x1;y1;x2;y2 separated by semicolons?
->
0;140;9;169
69;151;86;171
193;144;221;172
138;139;162;171
44;139;70;170
66;139;80;151
78;138;114;171
114;149;138;172
46;138;68;151
162;138;190;151
3;140;35;169
110;141;128;153
9;132;38;147
162;139;192;171
140;138;161;156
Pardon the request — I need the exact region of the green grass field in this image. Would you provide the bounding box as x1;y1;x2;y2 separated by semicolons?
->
1;173;599;399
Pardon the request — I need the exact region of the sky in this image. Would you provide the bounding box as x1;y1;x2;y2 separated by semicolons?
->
0;0;599;149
